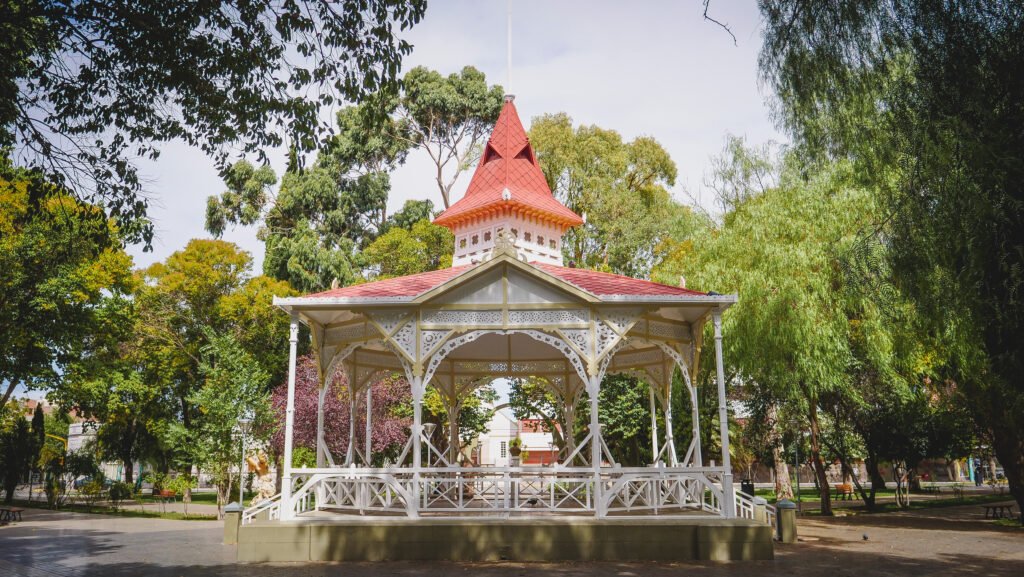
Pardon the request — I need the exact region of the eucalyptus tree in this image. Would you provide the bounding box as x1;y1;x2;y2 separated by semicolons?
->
2;0;426;245
760;0;1024;518
529;113;698;278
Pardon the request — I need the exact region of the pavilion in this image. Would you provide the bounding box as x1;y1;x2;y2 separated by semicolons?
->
240;96;773;562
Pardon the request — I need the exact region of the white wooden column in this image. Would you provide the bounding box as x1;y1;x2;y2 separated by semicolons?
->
713;309;736;518
588;375;604;517
662;382;679;466
316;382;327;467
689;384;703;466
345;392;356;465
280;313;300;520
649;388;659;464
364;386;373;466
409;376;423;518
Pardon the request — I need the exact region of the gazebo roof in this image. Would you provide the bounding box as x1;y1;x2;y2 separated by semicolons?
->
432;97;584;229
297;259;709;304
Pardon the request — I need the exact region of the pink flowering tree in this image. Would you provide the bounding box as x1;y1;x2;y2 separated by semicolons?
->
270;355;412;466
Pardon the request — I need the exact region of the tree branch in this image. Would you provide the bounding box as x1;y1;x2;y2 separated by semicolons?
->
703;1;737;46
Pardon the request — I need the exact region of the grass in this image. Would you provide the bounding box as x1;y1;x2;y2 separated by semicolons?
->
795;492;1012;516
10;499;217;521
136;490;255;505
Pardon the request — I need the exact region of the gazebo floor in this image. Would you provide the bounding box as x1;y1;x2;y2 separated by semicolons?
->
236;513;774;562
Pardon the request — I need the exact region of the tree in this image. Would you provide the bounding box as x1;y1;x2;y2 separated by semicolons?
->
1;417;31;503
760;0;1024;519
207;158;391;293
269;355;411;466
0;159;135;407
176;331;274;518
529;113;697;278
136;239;298;482
657;158;878;515
3;0;427;244
346;66;504;209
362;216;454;280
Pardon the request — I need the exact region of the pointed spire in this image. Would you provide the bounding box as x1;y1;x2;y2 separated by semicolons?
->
433;97;582;229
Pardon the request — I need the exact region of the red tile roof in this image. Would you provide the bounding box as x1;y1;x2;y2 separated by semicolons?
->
300;262;705;301
534;264;707;297
433;98;584;229
304;265;473;299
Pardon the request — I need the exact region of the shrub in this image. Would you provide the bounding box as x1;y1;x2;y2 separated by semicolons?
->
108;481;133;511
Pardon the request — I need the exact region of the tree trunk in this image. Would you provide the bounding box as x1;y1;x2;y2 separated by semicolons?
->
807;400;833;515
123;459;134;485
0;379;18;410
766;403;793;500
991;424;1024;524
772;443;794;501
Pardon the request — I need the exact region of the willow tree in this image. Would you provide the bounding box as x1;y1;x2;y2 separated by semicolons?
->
657;159;880;514
761;0;1024;519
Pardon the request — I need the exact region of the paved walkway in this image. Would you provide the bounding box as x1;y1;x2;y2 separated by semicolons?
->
0;502;1020;576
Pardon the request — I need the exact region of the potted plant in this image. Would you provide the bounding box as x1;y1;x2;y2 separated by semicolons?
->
509;437;523;457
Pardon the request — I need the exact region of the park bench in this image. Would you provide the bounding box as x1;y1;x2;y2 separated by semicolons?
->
834;483;854;500
919;484;941;495
952;484;965;500
982;504;1015;519
0;506;25;523
157;489;177;503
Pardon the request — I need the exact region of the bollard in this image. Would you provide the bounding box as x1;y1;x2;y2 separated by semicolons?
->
223;502;242;545
753;496;768;525
776;499;797;543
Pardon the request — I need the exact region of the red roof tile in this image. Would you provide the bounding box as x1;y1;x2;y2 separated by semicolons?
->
299;262;705;301
433;98;584;229
304;265;473;299
535;264;707;297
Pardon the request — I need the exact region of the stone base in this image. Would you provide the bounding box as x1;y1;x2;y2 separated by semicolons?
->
236;516;774;562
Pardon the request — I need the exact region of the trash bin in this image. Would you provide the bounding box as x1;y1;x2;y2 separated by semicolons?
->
741;479;755;496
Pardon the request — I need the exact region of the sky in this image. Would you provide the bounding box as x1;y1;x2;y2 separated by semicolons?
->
14;1;782;403
128;0;784;271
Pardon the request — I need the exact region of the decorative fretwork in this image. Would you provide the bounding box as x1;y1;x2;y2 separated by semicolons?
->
647;320;689;341
421;310;502;325
596;321;620;357
507;309;588;325
423;331;490;384
601;308;643;333
419;329;452;358
423;329;590;385
326;322;375;344
390;322;416;360
559;328;591;356
367;311;412;337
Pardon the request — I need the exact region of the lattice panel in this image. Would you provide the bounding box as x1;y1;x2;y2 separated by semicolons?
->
647;320;689;341
507;309;588;325
325;322;376;343
421;309;502;325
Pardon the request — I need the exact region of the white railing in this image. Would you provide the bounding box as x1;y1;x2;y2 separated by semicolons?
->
241;465;736;523
733;489;776;528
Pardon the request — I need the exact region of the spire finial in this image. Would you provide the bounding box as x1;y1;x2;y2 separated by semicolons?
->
506;0;512;95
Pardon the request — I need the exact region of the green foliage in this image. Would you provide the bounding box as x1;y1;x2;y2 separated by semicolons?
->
108;481;133;511
529;113;701;277
760;0;1024;516
291;446;317;469
0;159;135;407
362;218;454;280
3;0;426;244
1;417;31;503
171;330;273;515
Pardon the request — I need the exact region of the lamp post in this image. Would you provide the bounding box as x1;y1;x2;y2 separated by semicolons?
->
237;413;253;506
794;435;801;514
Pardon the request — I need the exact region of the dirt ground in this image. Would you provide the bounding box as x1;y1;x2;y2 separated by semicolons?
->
1;500;1021;576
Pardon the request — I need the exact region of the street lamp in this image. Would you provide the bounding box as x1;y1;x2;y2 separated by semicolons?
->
794;429;809;514
237;412;253;506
